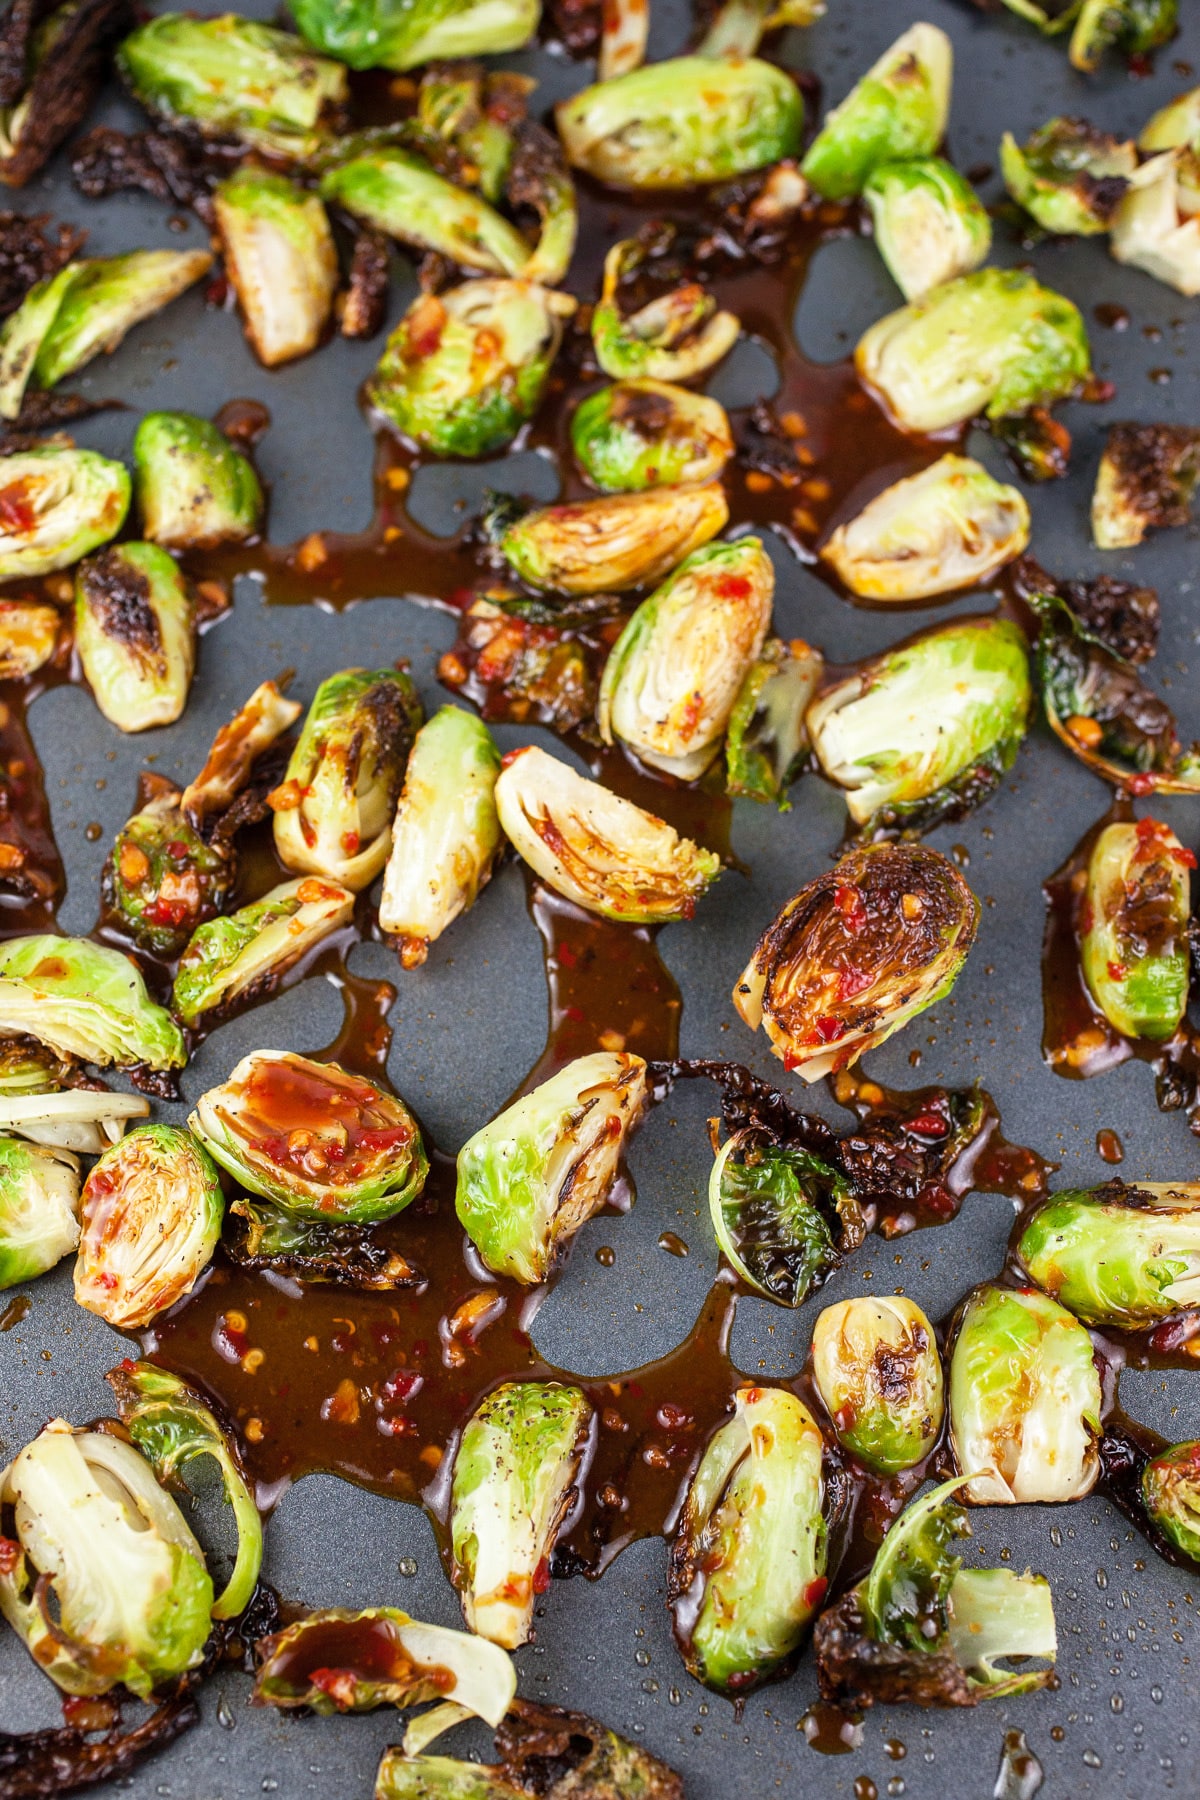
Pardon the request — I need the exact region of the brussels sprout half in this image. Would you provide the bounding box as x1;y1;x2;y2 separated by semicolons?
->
1139;86;1200;155
812;1296;944;1474
104;787;234;959
707;1128;854;1308
0;597;61;679
820;455;1030;602
0;1420;213;1698
1079;818;1191;1042
802;23;952;201
725;638;824;809
450;1380;592;1648
1092;421;1200;551
669;1386;826;1694
591;239;740;383
1016;1182;1200;1328
494;745;721;923
134;411;263;550
1069;0;1178;73
949;1284;1103;1504
1110;151;1200;297
29;249;214;393
863;157;991;301
190;1050;428;1223
320;145;531;277
181;679;304;828
172;876;355;1028
571;379;733;492
0;1136;79;1291
1001;117;1136;236
74;543;195;735
1142;1441;1200;1564
214;168;339;369
0;1079;149;1159
457;1052;648;1284
487;483;728;596
0;935;185;1072
290;0;541;72
0;445;129;580
252;1608;517;1719
0;261;83;421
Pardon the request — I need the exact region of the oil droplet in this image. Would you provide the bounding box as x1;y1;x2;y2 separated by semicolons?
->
641;1678;659;1694
1151;1685;1164;1703
84;821;102;842
1096;1568;1108;1589
1096;1128;1124;1164
801;1702;864;1755
634;1648;651;1666
1082;1749;1102;1769
854;1780;877;1800
1094;303;1130;331
1049;1525;1062;1547
398;1557;418;1577
216;1696;236;1731
657;1231;689;1257
908;1049;922;1068
1111;1694;1124;1713
1149;367;1172;384
668;1687;682;1706
595;1245;615;1267
885;1741;906;1761
993;1730;1043;1800
261;1783;279;1794
887;1783;905;1799
951;844;970;868
0;1294;30;1331
1050;1728;1065;1743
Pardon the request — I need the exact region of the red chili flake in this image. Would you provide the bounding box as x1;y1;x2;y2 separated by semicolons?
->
812;1016;846;1044
836;966;873;1001
1127;773;1156;795
166;840;191;860
533;1556;552;1594
556;941;577;969
833;883;866;932
0;478;37;536
379;1369;422;1405
1107;960;1127;982
655;1402;691;1431
906;1110;949;1138
142;896;194;928
803;1576;828;1610
1172;847;1198;868
309;1668;359;1710
0;1537;20;1574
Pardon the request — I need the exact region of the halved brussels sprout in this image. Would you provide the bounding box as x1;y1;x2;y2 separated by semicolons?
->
1079;818;1191;1041
134;410;263;550
668;1386;825;1695
74;1124;223;1329
0;1420;213;1699
104;786;233;958
190;1050;428;1223
253;1608;517;1718
117;13;348;159
74;543;195;735
813;1476;1058;1710
0;261;83;421
591;240;740;383
856;267;1092;434
370;280;573;459
214;168;338;368
571;379;733;492
1092;420;1200;550
821;455;1030;602
494;745;721;923
707;1128;853;1307
0;1136;79;1291
456;1052;647;1284
1016;1182;1200;1327
1001;117;1136;236
0;1083;148;1158
1111;151;1200;297
27;249;213;393
0;445;129;580
812;1296;943;1474
487;483;728;595
1069;0;1178;73
555;56;803;190
1141;1441;1200;1563
450;1380;592;1648
378;707;502;969
227;1196;418;1290
319;145;530;277
807;615;1032;833
802;23;952;200
109;1361;261;1621
172;876;355;1027
733;842;978;1080
725;638;823;809
863;157;991;301
290;0;540;71
181;678;303;827
0;597;61;679
271;667;422;890
1139;86;1200;154
597;539;774;779
949;1283;1102;1504
0;935;185;1071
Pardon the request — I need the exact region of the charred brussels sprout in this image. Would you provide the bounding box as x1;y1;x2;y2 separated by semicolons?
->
949;1284;1102;1503
725;638;823;809
456;1052;647;1284
370;281;573;459
821;455;1030;602
74;544;195;735
597;539;774;779
495;745;720;923
863;158;991;300
450;1380;592;1648
733;843;978;1079
0;445;129;580
190;1050;428;1222
1139;85;1200;154
0;935;185;1071
182;679;303;827
0;261;84;421
707;1128;854;1307
669;1387;825;1695
271;667;422;890
74;1124;223;1329
555;56;803;190
1079;818;1191;1041
807;616;1032;834
172;876;355;1026
571;379;733;492
1016;1182;1200;1327
1091;420;1200;550
1110;151;1200;297
591;240;740;383
487;483;728;595
379;707;502;969
319;146;530;277
0;1137;79;1290
104;787;232;958
802;24;952;201
1001;117;1136;236
0;1419;213;1698
1069;0;1178;73
117;13;348;159
812;1296;943;1473
28;249;213;393
290;0;540;71
856;268;1092;434
214;168;338;368
1141;1441;1200;1563
0;598;61;679
253;1608;517;1717
134;411;263;550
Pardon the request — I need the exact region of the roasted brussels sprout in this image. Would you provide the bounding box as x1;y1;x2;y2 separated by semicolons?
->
486;483;728;595
597;539;773;779
725;638;823;809
494;745;720;923
320;145;530;277
813;1476;1058;1710
74;542;194;735
117;13;348;158
134;410;263;550
802;24;952;200
807;616;1032;834
571;379;733;492
949;1283;1102;1503
1141;1441;1200;1563
104;786;233;958
214;168;338;368
290;0;540;71
271;667;422;890
181;678;303;827
1091;420;1200;550
0;444;129;579
456;1052;647;1283
862;157;991;300
1069;0;1178;72
253;1608;517;1717
0;0;129;190
1079;818;1191;1041
856;268;1092;434
0;1419;213;1698
450;1380;592;1648
74;1124;223;1329
668;1386;825;1694
0;260;83;420
1001;117;1136;235
28;249;213;394
1016;1182;1200;1327
1111;151;1200;297
109;1361;261;1621
707;1127;854;1307
0;597;61;679
555;56;803;190
0;1074;148;1158
0;935;185;1071
0;1137;79;1291
591;240;739;383
811;1296;943;1474
1139;85;1200;154
821;455;1030;602
378;707;502;969
172;876;355;1026
369;280;573;459
226;1196;418;1290
190;1050;428;1223
733;843;978;1078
